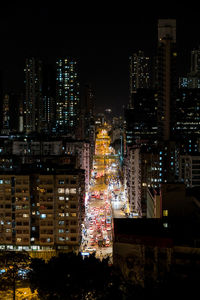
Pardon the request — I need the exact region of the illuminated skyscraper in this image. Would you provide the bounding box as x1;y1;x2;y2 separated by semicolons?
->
41;64;56;133
24;58;43;133
157;19;177;141
55;58;80;134
1;94;9;134
1;93;22;134
179;46;200;89
156;20;178;184
129;50;151;108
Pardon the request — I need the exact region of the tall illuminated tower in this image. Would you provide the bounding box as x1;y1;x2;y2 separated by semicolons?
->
24;58;43;133
157;19;178;183
55;58;80;134
1;94;9;134
157;19;177;141
129;50;150;108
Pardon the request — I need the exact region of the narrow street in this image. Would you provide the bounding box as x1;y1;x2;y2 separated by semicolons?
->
81;125;126;261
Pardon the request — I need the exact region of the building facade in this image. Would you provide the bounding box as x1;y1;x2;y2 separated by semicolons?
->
124;146;142;217
24;58;43;133
55;58;80;135
157;19;177;141
179;154;200;187
129;50;151;109
0;169;85;251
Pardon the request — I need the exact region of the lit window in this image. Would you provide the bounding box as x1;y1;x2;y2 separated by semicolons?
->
40;214;46;219
58;188;64;194
163;210;168;217
23;214;29;218
70;188;76;194
58;180;65;184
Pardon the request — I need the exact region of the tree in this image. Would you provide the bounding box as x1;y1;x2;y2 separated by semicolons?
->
29;251;114;299
29;251;149;300
0;250;30;300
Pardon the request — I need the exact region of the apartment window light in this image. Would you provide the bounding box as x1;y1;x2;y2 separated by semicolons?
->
163;210;168;217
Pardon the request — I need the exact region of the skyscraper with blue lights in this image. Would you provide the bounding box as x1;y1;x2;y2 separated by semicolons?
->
55;58;80;135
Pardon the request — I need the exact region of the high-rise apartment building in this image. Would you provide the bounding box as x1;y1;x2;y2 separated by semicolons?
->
0;133;93;193
1;94;9;134
0;167;85;251
79;84;95;149
124;146;142;218
1;93;22;134
175;88;200;146
179;154;200;187
124;144;162;218
24;58;43;133
190;47;200;75
157;19;177;141
179;46;200;89
129;50;151;108
65;140;91;192
125;89;158;147
83;84;95;116
55;58;80;134
40;64;56;133
126;50;156;150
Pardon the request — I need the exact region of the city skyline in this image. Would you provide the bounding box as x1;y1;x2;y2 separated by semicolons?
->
1;8;200;115
1;9;200;298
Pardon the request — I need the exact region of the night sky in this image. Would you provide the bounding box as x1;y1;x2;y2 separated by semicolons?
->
1;6;200;115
